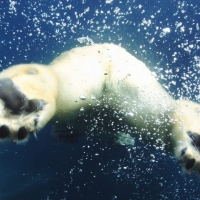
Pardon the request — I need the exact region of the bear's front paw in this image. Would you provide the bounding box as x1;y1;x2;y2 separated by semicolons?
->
0;78;50;143
175;131;200;175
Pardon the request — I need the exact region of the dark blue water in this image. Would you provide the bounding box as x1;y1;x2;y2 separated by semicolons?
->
0;0;200;199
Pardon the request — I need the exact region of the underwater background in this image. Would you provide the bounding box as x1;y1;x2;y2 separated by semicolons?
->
0;0;200;199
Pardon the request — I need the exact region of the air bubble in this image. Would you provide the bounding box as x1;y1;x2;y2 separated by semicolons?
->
91;95;96;100
80;95;87;100
149;38;155;44
106;0;113;4
159;27;170;38
80;107;84;111
126;112;134;117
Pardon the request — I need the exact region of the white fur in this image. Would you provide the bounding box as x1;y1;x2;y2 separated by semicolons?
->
0;43;200;175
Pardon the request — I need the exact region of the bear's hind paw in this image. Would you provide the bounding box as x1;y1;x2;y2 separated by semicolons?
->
175;132;200;175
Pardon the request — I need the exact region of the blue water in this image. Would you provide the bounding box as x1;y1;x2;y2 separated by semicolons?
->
0;0;200;199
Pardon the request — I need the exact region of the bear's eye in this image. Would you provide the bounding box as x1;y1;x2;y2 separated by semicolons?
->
27;68;37;75
187;131;200;151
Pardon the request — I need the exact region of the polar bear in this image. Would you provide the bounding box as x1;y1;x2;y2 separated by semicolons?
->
0;43;200;175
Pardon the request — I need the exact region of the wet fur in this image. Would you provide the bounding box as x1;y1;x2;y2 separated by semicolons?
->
0;43;200;175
